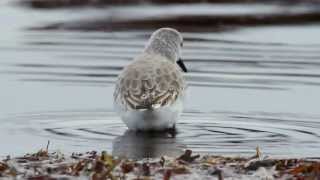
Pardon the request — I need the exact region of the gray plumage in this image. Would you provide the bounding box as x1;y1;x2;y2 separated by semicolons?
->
114;28;186;111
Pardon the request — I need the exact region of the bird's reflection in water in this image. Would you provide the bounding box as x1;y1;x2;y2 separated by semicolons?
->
112;130;186;159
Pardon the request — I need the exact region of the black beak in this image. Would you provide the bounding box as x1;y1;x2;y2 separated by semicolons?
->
177;58;187;73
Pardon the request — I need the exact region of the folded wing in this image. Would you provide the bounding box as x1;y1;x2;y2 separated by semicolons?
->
114;57;185;110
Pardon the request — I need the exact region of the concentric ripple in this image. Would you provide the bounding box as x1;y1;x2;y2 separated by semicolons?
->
1;0;320;159
4;109;320;158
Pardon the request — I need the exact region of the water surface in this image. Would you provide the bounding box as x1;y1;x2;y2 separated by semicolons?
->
1;0;320;158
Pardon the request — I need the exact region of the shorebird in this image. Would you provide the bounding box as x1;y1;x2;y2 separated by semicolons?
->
113;28;187;131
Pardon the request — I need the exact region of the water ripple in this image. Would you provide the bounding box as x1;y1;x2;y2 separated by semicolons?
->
2;31;320;90
1;1;320;158
4;109;320;158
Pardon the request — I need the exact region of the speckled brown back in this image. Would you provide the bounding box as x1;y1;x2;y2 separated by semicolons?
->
114;54;186;110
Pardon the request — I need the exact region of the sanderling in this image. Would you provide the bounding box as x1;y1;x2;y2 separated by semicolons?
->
113;28;187;131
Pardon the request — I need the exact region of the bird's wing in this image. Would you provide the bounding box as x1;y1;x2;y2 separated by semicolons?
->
114;58;185;110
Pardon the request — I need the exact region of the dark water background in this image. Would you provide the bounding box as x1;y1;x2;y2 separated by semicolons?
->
1;0;320;159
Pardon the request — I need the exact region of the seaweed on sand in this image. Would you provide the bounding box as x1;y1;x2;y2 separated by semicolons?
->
1;146;319;179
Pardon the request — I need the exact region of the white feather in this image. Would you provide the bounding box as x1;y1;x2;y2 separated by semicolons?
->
114;95;184;130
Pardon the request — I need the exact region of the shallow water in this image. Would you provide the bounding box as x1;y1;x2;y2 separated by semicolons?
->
1;0;320;158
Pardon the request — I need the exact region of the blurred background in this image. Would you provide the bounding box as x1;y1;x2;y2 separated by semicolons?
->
1;0;320;158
